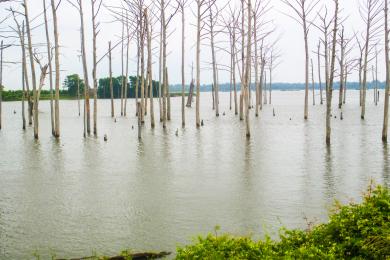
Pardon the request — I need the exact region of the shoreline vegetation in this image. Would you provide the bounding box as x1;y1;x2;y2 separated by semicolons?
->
1;80;385;102
48;184;389;260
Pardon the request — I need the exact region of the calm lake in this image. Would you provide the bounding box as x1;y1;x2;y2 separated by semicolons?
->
0;90;389;259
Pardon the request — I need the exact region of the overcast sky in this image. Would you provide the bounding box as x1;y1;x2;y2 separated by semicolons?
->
0;0;386;90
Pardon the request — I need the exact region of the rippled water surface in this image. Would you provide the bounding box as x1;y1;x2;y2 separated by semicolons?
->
0;91;389;259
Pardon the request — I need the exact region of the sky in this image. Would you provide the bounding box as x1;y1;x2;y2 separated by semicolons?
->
0;0;386;90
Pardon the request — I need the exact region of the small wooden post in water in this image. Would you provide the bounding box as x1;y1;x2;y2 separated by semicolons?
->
137;102;142;140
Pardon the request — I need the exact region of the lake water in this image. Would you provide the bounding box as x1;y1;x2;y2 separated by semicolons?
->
0;90;389;259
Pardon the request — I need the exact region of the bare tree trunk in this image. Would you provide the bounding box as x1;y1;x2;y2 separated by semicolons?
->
383;0;389;142
124;12;130;117
166;68;171;121
317;41;323;105
24;0;39;139
240;0;245;121
120;17;124;116
162;0;167;127
269;68;273;105
109;41;114;117
311;59;315;106
338;27;345;109
210;10;219;117
303;14;309;120
43;0;55;136
0;41;2;130
181;6;185;127
20;25;26;130
91;0;98;136
254;13;259;117
232;35;238;115
264;71;267;105
244;0;252;138
158;20;163;122
140;11;145;124
135;26;140;117
78;1;90;135
326;0;339;146
195;1;201;127
343;67;347;104
51;0;60;138
146;10;155;129
77;76;80;116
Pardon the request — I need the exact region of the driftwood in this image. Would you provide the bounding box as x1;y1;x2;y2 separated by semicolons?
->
57;251;171;260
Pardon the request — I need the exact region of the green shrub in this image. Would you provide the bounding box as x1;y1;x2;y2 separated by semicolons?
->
176;185;390;259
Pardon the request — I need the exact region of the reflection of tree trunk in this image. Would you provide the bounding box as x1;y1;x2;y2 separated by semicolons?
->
109;41;114;118
51;0;60;138
43;0;55;136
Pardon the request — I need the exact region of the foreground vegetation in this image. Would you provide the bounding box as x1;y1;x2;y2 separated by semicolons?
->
176;184;390;259
55;184;389;259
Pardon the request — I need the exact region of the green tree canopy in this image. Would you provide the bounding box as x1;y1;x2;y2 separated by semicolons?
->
63;74;84;97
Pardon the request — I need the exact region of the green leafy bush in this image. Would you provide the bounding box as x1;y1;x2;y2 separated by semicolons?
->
176;185;390;259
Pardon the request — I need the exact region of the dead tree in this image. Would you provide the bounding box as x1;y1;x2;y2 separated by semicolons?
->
221;5;239;115
194;0;214;127
108;41;114;117
23;0;39;138
10;10;31;128
51;0;61;138
326;0;339;146
282;0;319;120
91;0;102;136
124;11;130;116
244;0;252;137
68;0;91;136
311;58;315;105
145;8;155;128
383;0;389;142
176;0;188;127
0;41;2;130
317;41;323;104
206;1;221;117
360;0;382;120
43;0;55;136
338;26;345;109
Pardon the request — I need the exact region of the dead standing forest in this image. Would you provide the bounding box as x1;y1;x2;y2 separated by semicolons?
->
0;0;389;145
